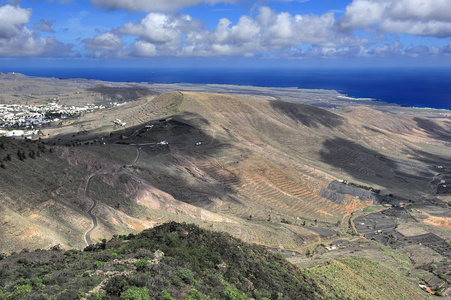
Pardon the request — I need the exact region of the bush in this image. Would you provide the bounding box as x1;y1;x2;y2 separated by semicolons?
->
17;257;28;264
222;287;249;300
6;284;32;299
175;268;195;284
161;290;175;300
105;276;129;296
90;291;106;300
183;289;203;300
120;287;150;300
92;261;106;269
134;259;148;271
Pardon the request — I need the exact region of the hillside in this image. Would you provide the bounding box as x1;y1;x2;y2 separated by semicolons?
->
2;79;451;296
0;222;431;300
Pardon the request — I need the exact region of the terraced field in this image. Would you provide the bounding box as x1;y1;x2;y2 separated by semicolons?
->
3;88;451;260
51;91;446;250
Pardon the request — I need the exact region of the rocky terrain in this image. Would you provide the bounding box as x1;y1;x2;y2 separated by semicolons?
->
1;73;451;297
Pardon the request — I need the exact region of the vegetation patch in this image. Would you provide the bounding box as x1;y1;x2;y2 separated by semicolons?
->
303;257;430;300
0;222;320;300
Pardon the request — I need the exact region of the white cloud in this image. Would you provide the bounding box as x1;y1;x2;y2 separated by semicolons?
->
89;0;236;12
389;0;451;22
340;0;451;37
81;3;450;59
83;32;122;51
0;29;78;57
130;41;158;57
105;6;370;57
0;5;31;39
118;13;203;51
0;4;78;57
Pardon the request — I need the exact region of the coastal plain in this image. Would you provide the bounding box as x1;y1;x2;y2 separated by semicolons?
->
1;73;451;298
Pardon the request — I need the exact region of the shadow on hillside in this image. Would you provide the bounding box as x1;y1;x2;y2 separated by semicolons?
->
86;85;159;103
409;148;451;168
53;111;244;208
270;101;345;128
413;117;451;142
319;137;434;194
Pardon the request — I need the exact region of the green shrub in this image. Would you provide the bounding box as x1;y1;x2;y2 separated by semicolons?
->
221;287;249;300
161;290;175;300
120;287;150;300
90;291;106;300
92;261;106;269
17;257;28;264
183;289;203;300
134;259;148;271
105;276;129;296
5;284;32;299
175;268;195;284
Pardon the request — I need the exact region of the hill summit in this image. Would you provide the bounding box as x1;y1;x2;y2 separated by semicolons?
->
0;222;320;300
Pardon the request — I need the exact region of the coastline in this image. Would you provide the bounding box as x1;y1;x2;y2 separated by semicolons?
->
1;71;451;114
1;67;451;111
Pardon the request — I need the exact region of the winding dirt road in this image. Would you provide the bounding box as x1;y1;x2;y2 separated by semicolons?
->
83;147;141;246
84;175;98;246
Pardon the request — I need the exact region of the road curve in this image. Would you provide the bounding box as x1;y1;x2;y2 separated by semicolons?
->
83;147;141;246
84;175;98;246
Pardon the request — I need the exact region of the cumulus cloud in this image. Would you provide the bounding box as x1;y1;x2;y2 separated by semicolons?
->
0;4;78;57
340;0;451;37
116;12;204;55
89;0;235;12
182;6;368;56
83;32;122;50
0;29;79;57
81;3;450;59
82;32;124;58
0;5;31;39
85;6;370;58
130;41;158;57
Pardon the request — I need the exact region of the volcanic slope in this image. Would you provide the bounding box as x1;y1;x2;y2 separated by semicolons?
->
74;93;447;239
2;90;451;254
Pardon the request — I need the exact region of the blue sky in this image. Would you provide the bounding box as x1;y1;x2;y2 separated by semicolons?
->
1;0;451;69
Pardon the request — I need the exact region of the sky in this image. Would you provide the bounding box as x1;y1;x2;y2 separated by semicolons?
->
1;0;451;69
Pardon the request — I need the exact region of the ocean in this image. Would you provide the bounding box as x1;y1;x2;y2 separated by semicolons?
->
4;67;451;110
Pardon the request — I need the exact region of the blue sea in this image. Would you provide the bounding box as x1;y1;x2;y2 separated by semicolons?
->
4;67;451;110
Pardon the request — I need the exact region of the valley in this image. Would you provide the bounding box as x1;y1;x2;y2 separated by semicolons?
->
1;72;451;298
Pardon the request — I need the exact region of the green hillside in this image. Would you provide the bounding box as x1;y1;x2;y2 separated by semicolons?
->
0;222;431;300
0;222;319;300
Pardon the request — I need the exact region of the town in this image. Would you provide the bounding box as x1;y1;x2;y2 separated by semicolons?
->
0;101;106;137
